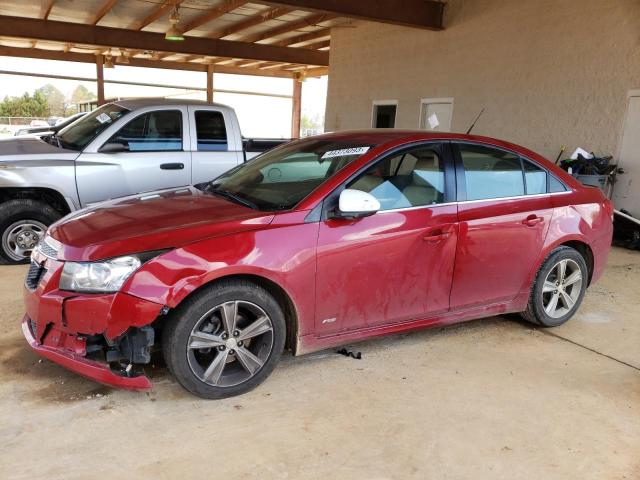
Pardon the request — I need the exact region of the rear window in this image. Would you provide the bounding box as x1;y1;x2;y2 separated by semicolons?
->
195;111;228;151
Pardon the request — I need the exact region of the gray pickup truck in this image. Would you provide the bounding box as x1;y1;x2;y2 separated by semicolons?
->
0;98;286;264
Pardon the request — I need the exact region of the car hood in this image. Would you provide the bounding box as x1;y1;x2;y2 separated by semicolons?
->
48;187;275;261
0;136;78;161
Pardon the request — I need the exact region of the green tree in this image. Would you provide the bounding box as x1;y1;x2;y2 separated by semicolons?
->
69;85;96;113
0;91;49;118
36;84;67;116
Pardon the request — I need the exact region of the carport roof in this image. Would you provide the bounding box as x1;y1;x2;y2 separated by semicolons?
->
0;0;446;79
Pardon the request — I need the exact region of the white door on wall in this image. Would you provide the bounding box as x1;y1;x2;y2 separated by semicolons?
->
420;99;453;132
613;95;640;217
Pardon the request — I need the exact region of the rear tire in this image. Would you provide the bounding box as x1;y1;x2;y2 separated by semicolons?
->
522;246;588;327
162;280;286;399
0;200;61;265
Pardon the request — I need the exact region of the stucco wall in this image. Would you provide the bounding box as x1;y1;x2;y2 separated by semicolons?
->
325;0;640;160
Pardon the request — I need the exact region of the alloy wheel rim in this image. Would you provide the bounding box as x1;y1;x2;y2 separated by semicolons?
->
2;220;47;261
186;300;274;387
541;259;583;319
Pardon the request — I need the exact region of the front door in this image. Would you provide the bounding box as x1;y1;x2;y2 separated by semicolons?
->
449;143;553;309
75;108;191;206
315;143;458;334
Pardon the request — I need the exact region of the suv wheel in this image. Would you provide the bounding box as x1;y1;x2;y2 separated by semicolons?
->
522;246;588;327
0;200;61;265
162;280;286;399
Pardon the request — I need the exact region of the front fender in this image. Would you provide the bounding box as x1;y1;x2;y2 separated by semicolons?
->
122;217;320;336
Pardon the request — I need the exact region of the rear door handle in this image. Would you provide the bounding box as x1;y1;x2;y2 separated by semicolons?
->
522;215;544;227
160;163;184;170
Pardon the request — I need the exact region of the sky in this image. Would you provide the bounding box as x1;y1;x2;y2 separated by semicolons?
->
0;56;328;138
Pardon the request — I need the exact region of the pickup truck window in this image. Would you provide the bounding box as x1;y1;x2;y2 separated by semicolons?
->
195;111;228;151
207;138;376;211
57;104;129;151
106;110;183;152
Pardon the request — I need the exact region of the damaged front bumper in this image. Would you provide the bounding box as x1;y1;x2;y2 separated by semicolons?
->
22;253;164;390
22;315;152;390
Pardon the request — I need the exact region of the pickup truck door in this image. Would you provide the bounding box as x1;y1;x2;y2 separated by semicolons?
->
75;107;192;206
187;106;243;185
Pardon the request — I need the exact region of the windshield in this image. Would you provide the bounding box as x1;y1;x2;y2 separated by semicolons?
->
57;104;129;151
205;138;376;211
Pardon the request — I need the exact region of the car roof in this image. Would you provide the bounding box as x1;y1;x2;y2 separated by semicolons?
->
113;98;231;110
309;129;549;163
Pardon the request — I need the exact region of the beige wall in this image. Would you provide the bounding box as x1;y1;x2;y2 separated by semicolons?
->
325;0;640;160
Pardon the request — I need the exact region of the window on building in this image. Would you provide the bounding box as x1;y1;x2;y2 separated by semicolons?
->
372;103;397;128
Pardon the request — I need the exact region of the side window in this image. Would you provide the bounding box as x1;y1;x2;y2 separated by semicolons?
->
523;159;547;195
195;111;228;151
107;110;182;152
459;145;524;200
549;175;568;193
348;146;445;210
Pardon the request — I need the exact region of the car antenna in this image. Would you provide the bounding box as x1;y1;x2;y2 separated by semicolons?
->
466;108;485;135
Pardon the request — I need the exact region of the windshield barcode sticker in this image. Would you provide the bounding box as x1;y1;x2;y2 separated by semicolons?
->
96;113;112;124
321;146;370;159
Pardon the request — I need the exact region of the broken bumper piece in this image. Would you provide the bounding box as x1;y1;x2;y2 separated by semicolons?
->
22;315;152;391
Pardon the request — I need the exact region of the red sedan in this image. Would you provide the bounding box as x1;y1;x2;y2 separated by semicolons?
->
22;131;613;398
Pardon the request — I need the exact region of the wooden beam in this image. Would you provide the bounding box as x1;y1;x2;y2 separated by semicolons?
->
243;13;335;43
274;27;331;46
134;0;184;30
96;55;105;105
180;0;247;34
291;77;301;138
206;64;214;102
92;0;118;25
210;6;291;39
0;16;329;65
41;0;56;20
308;39;329;49
0;45;296;78
262;0;445;30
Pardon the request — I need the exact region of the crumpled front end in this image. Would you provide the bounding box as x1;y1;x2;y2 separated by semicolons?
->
22;245;164;390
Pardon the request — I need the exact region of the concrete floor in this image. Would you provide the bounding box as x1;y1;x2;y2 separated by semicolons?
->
0;247;638;480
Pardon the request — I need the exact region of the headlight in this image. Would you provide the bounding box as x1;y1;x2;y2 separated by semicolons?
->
60;255;142;293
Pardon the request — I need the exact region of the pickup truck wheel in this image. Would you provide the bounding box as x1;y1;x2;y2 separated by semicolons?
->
0;200;61;265
162;280;286;399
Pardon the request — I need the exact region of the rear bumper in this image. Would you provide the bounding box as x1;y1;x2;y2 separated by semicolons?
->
22;314;152;390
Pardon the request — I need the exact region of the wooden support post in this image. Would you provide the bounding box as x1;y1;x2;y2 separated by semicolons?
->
206;64;214;103
291;77;302;139
96;54;105;105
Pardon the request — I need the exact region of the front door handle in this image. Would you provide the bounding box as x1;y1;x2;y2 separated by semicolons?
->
160;162;185;170
522;215;544;227
423;229;452;243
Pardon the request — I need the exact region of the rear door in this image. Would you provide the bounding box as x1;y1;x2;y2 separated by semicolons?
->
315;142;458;334
187;106;243;185
75;107;191;205
449;142;553;309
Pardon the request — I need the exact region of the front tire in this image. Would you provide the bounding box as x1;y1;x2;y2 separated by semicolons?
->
162;280;286;399
522;246;588;327
0;200;61;265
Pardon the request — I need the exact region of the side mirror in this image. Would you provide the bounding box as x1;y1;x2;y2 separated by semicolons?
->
335;189;381;218
99;142;129;153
